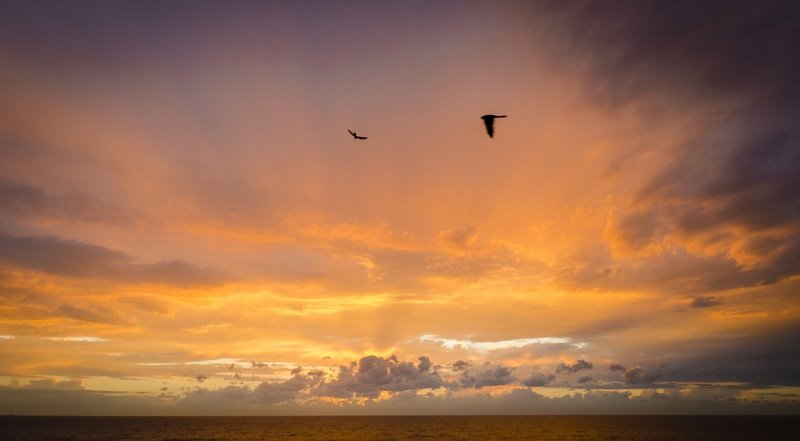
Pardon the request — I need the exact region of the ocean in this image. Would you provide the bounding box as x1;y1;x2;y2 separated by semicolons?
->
1;415;798;440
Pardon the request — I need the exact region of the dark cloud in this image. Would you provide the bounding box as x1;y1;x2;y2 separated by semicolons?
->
417;356;432;373
535;1;800;293
556;359;593;373
0;232;227;285
314;355;444;398
251;370;324;404
557;245;794;295
459;365;515;389
452;360;470;371
5;382;800;416
195;374;208;383
665;323;800;386
25;379;84;391
621;366;646;384
0;179;129;224
0;232;128;277
690;296;721;308
533;0;800;107
637;130;800;254
620;366;663;385
609;364;626;372
521;372;555;387
577;376;593;384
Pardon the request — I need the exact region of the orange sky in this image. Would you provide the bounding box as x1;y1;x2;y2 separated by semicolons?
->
1;1;799;415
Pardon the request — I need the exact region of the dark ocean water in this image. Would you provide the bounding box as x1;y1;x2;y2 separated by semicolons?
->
1;415;798;441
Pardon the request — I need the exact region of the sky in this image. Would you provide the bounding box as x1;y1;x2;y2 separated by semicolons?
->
0;0;799;415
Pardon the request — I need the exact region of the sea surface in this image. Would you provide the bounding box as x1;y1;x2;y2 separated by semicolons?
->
1;415;798;441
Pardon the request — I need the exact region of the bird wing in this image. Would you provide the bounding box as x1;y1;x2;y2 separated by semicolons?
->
357;135;367;140
483;118;494;138
348;129;356;137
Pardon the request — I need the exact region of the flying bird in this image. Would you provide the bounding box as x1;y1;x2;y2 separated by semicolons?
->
348;129;367;140
481;114;507;138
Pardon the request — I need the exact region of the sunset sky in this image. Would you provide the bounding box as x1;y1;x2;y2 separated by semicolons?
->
1;0;799;415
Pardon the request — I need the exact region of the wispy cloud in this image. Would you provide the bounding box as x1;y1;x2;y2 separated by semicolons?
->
418;335;579;353
44;336;109;343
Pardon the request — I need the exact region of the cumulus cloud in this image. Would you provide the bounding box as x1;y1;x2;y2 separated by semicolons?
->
252;370;325;404
522;372;555;387
609;364;627;372
417;356;432;373
621;366;662;384
459;364;515;389
314;355;445;398
621;366;646;384
452;360;470;371
557;359;593;373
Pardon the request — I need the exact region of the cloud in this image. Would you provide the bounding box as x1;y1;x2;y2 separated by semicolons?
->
621;366;646;384
25;379;84;391
4;381;800;416
690;296;721;308
419;334;575;354
0;179;129;224
0;232;227;285
533;0;800;107
459;364;515;389
417;356;432;373
314;355;445;398
609;364;626;372
662;323;800;386
452;360;470;371
557;359;593;373
251;370;325;404
436;227;477;249
555;245;791;295
118;296;172;315
43;336;109;343
56;303;123;324
522;372;555;387
577;376;593;384
533;0;800;295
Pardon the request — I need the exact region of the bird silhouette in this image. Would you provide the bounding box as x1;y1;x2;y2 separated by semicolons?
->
348;129;368;140
481;114;507;138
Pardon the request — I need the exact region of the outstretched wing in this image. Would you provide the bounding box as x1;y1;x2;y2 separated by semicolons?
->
356;135;368;140
348;129;356;137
